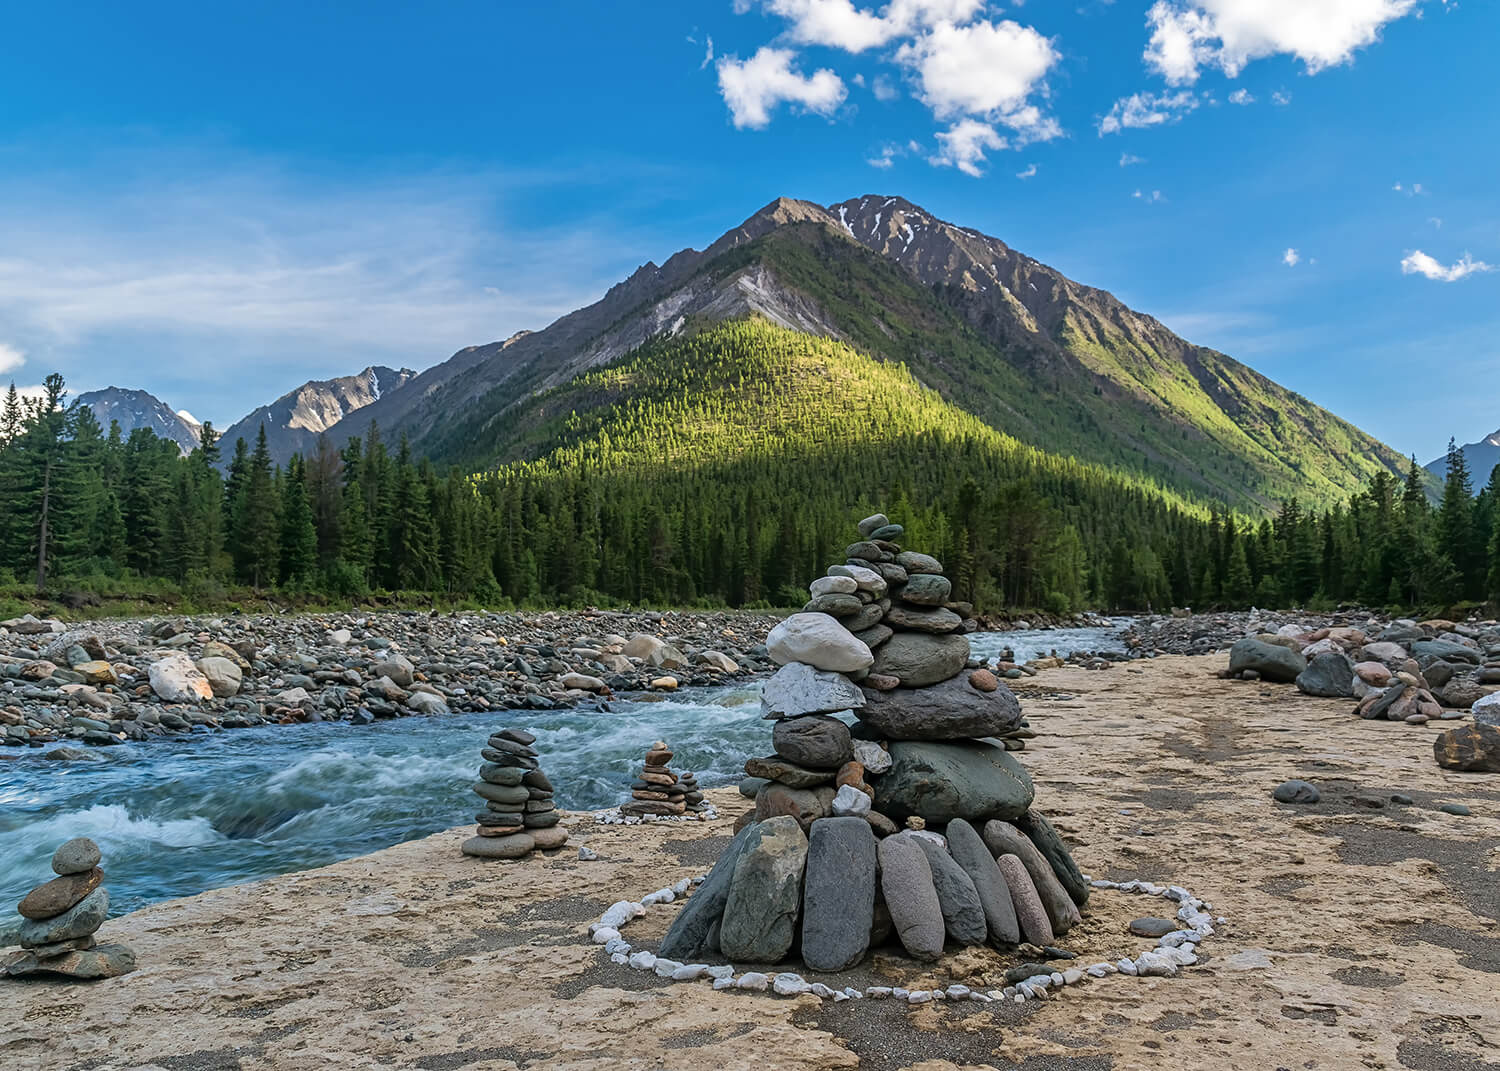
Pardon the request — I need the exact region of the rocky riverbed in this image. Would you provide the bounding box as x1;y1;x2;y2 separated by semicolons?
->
4;654;1496;1071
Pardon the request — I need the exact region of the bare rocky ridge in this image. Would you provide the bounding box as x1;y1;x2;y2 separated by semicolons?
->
76;387;202;455
218;364;416;462
1426;425;1500;488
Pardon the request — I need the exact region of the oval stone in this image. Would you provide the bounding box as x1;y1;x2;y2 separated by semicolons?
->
874;741;1035;824
719;816;809;963
877;835;944;961
870;632;969;687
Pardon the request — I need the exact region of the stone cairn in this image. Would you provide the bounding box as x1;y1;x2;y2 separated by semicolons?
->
2;837;136;980
657;513;1089;971
461;728;570;859
620;740;707;818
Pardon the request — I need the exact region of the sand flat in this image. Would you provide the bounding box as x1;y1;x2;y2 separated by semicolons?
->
3;654;1498;1071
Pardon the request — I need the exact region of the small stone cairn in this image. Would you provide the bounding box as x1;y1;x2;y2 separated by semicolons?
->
2;838;136;980
658;513;1089;971
621;740;706;817
462;728;569;859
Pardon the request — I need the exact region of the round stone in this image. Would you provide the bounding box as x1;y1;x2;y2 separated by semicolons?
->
51;838;101;876
531;826;571;850
1129;917;1178;937
772;715;854;769
474;782;530;805
461;833;535;858
18;868;104;921
1272;779;1321;804
870;632;969;687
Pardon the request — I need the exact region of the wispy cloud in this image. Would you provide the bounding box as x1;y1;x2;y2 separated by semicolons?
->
1099;90;1199;135
1016;162;1038;179
1133;188;1167;203
1282;247;1300;267
1400;250;1494;282
0;343;24;375
1119;152;1146;167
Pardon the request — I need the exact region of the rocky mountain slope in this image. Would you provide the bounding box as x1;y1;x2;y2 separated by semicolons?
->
339;195;1407;511
76;387;202;454
1426;428;1500;490
219;366;416;462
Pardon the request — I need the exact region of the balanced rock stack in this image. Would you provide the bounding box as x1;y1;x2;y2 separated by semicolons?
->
461;729;569;859
2;838;136;980
659;513;1086;972
621;740;702;817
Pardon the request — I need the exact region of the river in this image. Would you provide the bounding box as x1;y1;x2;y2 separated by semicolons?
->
0;622;1127;915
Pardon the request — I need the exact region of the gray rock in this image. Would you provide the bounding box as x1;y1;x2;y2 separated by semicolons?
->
944;818;1019;945
16;887;108;945
1296;652;1356;698
719;816;809;963
1228;638;1307;683
895;551;943;575
3;942;135;979
856;514;890;538
857;673;1022;740
51;837;101;876
460;833;535;858
870;632;970;688
1013;810;1089;907
897;573;951;606
883;605;963;634
772;715;854;769
852;739;891;774
760;663;865;719
995;853;1054;947
1129;917;1178;937
744;756;835;788
981;821;1079;934
911;836;988;945
800;817;877;971
874;740;1034;824
877;835;944;961
804;593;863;618
739;776;771;798
1272;779;1321;804
660;822;759;960
1411;640;1480;664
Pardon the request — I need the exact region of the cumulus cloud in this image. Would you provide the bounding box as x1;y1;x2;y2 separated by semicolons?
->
930;119;1007;177
741;0;987;51
896;19;1060;139
1098;90;1199;135
1228;87;1254;104
717;47;847;129
0;343;23;375
1283;247;1300;266
1145;0;1418;85
1400;250;1494;282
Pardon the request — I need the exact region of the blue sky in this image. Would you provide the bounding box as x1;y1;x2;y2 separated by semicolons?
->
0;0;1493;463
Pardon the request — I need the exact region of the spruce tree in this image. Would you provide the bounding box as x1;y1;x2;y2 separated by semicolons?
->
279;455;318;585
232;426;281;588
1436;437;1475;599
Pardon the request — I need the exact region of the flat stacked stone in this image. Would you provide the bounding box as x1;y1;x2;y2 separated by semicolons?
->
677;770;706;812
621;740;688;817
2;838;136;979
462;728;569;858
662;511;1091;973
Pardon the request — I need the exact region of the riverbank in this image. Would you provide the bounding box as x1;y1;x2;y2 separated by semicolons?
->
4;654;1497;1070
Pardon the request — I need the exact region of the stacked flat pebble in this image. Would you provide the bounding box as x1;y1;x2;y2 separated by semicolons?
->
661;511;1091;973
621;740;698;817
461;728;569;858
2;837;136;979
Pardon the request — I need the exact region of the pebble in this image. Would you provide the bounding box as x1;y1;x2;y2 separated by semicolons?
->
736;972;769;991
1439;803;1472;816
1272;779;1321;804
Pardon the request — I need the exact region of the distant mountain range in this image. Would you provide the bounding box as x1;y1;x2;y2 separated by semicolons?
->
69;194;1419;510
77;387;203;455
1426;428;1500;491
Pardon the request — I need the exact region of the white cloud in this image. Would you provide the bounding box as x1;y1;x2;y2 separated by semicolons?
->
1283;247;1300;266
1016;162;1038;179
1228;87;1254;104
742;0;987;52
0;343;23;375
930;119;1007;177
871;74;899;101
1098;90;1199;135
1144;0;1419;85
717;47;847;129
1400;250;1494;282
1271;89;1292;105
701;35;716;69
1429;216;1443;229
896;19;1060;140
1133;188;1167;203
1119;152;1146;167
1393;180;1426;196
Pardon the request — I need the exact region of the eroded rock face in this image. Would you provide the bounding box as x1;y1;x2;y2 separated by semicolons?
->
857;673;1022;740
873;740;1034;824
719;817;809;963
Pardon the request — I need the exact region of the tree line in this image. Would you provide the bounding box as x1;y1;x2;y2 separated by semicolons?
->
1;354;1496;616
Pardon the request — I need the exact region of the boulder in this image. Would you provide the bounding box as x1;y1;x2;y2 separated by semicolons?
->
1296;652;1355;698
148;652;213;703
874;740;1034;824
1411;640;1480;664
911;836;988;945
877;835;944;961
981;820;1079;934
196;656;243;698
766;614;874;673
659;822;759;960
3;943;135;979
857;673;1022;740
897;573;951;606
373;654;415;687
760;662;865;719
745;756;835;788
1013;809;1089;907
719;816;809;963
895;551;943;574
1473;692;1500;726
800;817;878;972
943;818;1019;945
869;632;969;687
1433;724;1500;772
1227;638;1306;683
772;715;854;769
882;605;963;634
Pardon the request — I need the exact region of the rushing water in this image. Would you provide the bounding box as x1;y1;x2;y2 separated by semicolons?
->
968;618;1131;664
0;624;1128;915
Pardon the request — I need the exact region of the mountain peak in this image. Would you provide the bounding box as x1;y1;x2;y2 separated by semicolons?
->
77;387;202;455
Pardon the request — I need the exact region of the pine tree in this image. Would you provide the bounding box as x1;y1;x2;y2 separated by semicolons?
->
1436;437;1475;600
232;426;281;588
279;455;318;585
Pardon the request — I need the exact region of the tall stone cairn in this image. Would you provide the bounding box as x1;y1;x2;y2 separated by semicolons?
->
2;838;136;980
462;728;569;859
660;513;1089;970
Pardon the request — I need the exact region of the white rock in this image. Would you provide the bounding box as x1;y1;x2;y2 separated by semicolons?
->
195;656;242;698
831;783;872;817
610;952;628;965
1063;969;1084;984
760;661;865;718
765;614;873;673
852;739;891;775
559;672;606;692
907;990;932;1004
600;901;636;928
653;958;684;978
773;973;811;996
591;927;620;945
828;564;888;597
405;691;449;714
810;982;835;998
706;965;735;980
866;986;892;999
628;951;656;970
328;629;352;645
1473;692;1500;719
148;652;213;703
712;976;735;990
578;847;599;861
736;972;769;991
810;576;858;597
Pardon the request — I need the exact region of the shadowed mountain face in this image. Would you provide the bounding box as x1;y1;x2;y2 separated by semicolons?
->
77;387;202;455
1427;429;1500;491
220;366;416;463
313;194;1407;510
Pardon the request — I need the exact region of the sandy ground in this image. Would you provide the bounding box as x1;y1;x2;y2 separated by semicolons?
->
3;654;1499;1071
